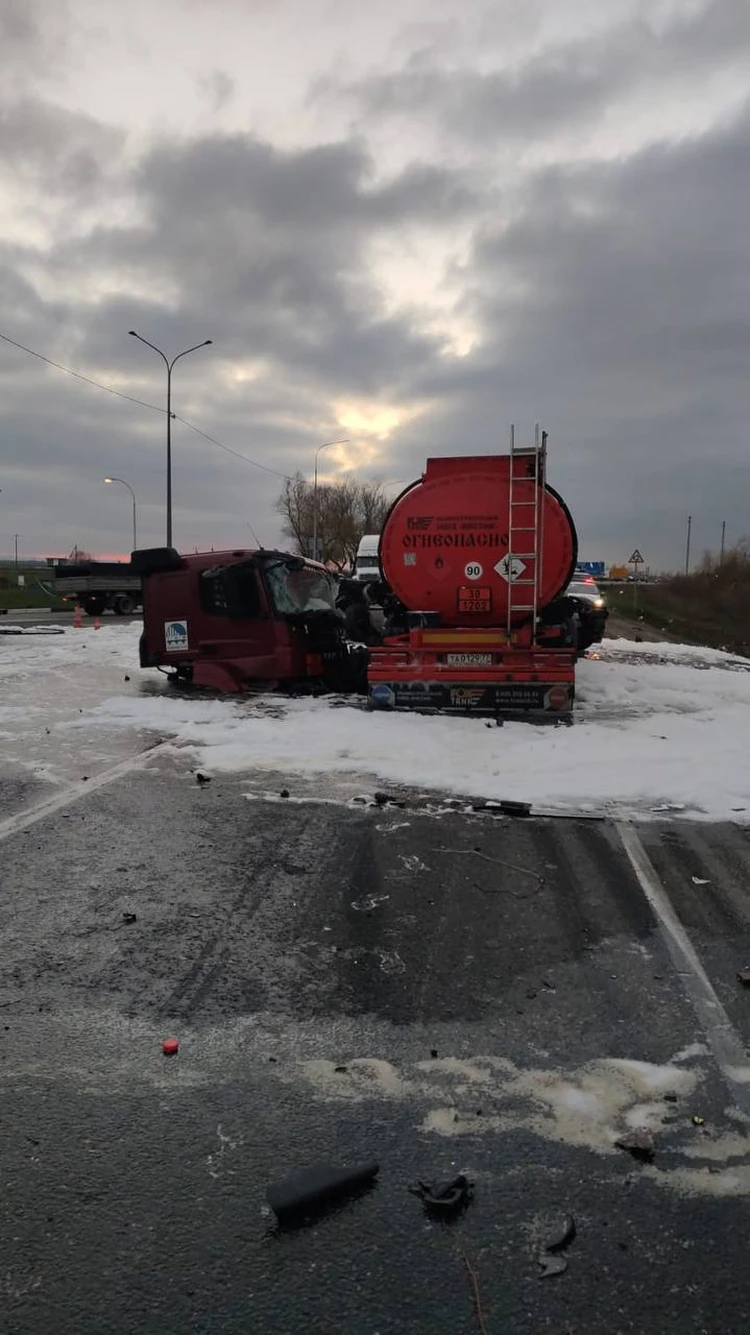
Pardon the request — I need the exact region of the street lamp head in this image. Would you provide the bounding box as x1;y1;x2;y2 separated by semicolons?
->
104;477;114;484
128;330;138;337
203;339;213;346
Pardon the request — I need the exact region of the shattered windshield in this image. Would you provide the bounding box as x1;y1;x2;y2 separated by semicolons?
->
264;562;337;616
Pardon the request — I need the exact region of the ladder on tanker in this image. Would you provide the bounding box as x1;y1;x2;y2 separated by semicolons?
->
506;424;547;638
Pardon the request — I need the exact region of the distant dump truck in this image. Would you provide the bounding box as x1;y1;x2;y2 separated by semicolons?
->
52;561;141;616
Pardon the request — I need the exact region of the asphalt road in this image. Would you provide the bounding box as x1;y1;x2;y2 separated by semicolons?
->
2;746;750;1334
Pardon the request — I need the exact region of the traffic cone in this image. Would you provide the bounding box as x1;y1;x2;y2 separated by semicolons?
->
94;617;101;631
73;605;83;629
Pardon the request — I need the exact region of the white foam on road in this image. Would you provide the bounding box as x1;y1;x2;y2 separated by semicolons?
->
85;636;750;821
3;624;749;821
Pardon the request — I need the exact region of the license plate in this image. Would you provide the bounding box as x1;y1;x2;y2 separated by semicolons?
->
458;585;491;613
446;652;492;667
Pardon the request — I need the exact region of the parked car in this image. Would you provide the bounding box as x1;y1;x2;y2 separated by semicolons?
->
564;576;608;651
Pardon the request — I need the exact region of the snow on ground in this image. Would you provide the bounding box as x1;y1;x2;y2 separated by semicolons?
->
2;624;748;820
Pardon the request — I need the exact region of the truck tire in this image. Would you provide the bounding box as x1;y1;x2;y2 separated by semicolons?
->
83;595;106;617
113;593;137;616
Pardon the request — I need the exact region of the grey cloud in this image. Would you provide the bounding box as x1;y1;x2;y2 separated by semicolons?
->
3;2;750;567
393;103;750;566
0;99;123;196
331;0;750;145
199;70;235;113
45;129;477;395
1;0;71;82
2;115;469;553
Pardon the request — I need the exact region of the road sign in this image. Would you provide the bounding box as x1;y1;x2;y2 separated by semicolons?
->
494;555;526;582
628;549;644;565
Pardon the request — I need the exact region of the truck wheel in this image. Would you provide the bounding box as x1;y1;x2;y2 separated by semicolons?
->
83;596;106;617
113;593;137;616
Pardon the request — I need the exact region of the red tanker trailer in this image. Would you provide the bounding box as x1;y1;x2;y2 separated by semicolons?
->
368;429;579;715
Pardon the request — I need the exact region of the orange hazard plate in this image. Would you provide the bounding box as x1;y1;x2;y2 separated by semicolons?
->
457;586;491;613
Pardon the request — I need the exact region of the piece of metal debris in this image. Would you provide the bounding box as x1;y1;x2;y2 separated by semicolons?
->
409;1173;474;1214
692;1115;705;1127
121;912;137;925
266;1160;379;1222
537;1212;576;1278
543;1214;577;1253
539;1254;568;1279
615;1127;655;1161
691;876;710;886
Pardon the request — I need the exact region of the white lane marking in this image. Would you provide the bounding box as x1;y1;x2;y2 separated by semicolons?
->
617;820;750;1116
0;741;172;843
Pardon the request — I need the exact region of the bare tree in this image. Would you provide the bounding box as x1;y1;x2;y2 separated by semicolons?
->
275;475;392;567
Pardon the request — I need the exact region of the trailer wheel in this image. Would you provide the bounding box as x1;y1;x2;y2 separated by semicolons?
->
83;596;106;617
113;593;137;616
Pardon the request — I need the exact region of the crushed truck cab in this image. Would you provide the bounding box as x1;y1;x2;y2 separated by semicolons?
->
133;547;366;694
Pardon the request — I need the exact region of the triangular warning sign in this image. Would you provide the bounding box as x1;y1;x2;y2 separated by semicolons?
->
629;548;644;564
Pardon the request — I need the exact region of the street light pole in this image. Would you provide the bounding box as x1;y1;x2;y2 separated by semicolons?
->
104;477;138;552
312;438;348;561
128;331;212;547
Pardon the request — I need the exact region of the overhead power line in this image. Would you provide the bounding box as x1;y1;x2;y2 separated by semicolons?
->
0;330;293;481
0;331;164;413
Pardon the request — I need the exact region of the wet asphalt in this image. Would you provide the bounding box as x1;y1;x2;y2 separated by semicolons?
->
2;751;750;1334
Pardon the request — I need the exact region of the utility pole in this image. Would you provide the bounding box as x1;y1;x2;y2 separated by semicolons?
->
128;332;212;547
14;534;18;570
720;520;726;565
685;515;692;576
312;438;348;561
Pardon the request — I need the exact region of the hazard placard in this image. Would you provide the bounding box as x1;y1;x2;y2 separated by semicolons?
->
628;549;644;564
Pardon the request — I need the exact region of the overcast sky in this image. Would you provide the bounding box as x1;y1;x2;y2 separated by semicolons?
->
1;0;749;567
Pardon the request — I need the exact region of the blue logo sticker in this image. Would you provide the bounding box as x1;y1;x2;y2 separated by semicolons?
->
165;620;188;652
370;683;395;706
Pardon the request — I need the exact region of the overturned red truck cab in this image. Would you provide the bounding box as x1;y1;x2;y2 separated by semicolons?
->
132;547;366;694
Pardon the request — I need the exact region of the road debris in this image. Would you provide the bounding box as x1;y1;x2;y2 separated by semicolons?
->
409;1173;474;1214
266;1160;379;1222
691;876;710;886
692;1115;705;1127
350;893;389;912
737;971;750;987
543;1214;577;1253
615;1127;655;1161
196;772;211;785
162;1038;179;1057
539;1254;568;1279
537;1212;577;1279
457;1245;490;1335
280;788;290;798
121;912;137;925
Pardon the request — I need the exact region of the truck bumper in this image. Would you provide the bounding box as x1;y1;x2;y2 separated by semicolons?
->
368;634;575;716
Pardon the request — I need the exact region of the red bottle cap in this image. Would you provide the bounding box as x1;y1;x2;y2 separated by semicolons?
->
162;1038;179;1057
